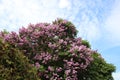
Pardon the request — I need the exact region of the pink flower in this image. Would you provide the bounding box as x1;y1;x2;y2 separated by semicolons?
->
35;62;40;68
48;66;54;71
65;70;71;75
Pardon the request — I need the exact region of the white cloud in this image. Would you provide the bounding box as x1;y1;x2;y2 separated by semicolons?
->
113;72;120;80
104;0;120;47
0;0;114;44
77;17;101;43
0;0;62;31
0;0;78;31
59;0;71;9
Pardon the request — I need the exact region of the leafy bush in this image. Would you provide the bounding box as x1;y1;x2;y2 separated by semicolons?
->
0;39;40;80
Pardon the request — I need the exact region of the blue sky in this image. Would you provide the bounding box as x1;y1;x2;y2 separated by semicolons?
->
0;0;120;79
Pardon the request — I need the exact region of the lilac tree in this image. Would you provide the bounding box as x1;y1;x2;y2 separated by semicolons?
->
0;19;115;80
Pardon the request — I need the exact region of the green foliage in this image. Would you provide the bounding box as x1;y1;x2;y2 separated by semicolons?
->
78;53;116;80
53;18;78;38
2;29;9;34
81;40;91;48
0;39;40;80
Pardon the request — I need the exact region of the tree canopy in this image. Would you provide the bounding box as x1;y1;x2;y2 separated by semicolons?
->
0;18;115;80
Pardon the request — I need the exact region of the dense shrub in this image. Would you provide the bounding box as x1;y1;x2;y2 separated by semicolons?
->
0;18;115;80
0;39;40;80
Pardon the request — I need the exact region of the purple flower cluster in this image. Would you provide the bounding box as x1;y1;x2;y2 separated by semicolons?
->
0;31;19;45
0;19;95;80
34;52;52;64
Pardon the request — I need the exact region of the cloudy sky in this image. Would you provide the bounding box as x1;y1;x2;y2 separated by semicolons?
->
0;0;120;79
